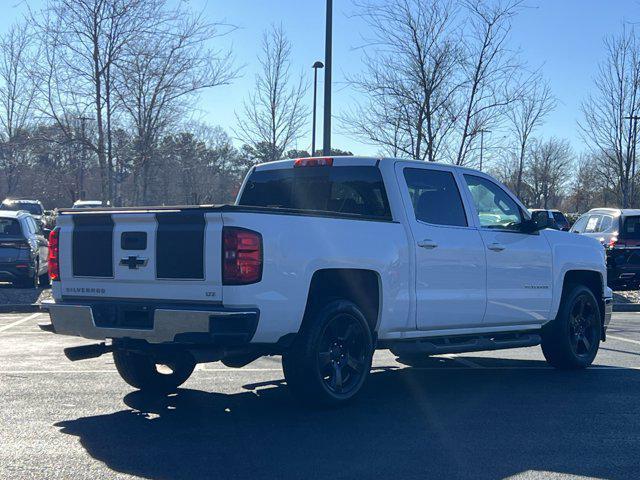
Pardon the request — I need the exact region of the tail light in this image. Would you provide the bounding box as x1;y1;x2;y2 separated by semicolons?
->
294;157;333;167
48;227;60;281
607;236;622;250
222;227;262;285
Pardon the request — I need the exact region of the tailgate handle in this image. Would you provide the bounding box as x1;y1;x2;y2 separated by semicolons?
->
121;232;147;250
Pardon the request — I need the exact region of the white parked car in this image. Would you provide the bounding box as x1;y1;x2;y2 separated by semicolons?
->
43;156;612;406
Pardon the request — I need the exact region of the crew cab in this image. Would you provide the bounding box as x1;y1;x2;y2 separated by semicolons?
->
43;157;613;406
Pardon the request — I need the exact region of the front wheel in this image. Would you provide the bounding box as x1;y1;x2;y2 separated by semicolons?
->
113;349;196;393
282;300;373;407
541;284;601;369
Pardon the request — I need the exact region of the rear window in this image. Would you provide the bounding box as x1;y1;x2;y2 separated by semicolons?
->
238;166;392;220
0;218;22;237
622;216;640;239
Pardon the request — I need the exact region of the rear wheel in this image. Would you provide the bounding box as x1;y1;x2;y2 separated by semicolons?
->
541;284;601;369
282;300;373;407
39;270;50;287
113;349;196;393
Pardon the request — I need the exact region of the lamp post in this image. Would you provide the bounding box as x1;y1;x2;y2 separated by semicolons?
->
311;61;324;155
624;115;640;203
323;0;333;156
478;129;491;171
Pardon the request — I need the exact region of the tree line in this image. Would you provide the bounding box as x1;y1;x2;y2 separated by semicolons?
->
0;0;638;211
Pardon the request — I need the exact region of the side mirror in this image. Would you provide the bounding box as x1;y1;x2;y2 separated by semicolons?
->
521;213;549;234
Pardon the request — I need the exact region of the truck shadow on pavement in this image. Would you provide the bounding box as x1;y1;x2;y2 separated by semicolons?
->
55;361;640;480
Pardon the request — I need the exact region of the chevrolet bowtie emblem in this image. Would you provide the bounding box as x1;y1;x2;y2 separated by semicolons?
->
120;256;148;270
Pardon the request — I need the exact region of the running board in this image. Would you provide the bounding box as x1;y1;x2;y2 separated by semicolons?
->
388;332;541;356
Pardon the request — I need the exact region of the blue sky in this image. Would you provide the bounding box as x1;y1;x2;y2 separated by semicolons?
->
0;0;637;157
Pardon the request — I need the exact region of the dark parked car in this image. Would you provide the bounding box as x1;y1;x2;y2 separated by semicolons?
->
0;211;50;288
529;209;571;231
570;208;640;290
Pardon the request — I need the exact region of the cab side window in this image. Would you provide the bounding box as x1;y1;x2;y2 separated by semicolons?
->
584;215;602;233
463;174;522;230
403;168;468;227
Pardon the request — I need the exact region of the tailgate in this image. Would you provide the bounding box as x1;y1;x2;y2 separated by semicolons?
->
56;211;223;302
0;238;28;263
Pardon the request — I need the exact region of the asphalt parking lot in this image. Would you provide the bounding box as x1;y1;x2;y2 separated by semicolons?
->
1;313;640;480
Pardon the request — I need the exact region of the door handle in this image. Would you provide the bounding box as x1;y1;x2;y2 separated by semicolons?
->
487;242;506;252
418;239;438;249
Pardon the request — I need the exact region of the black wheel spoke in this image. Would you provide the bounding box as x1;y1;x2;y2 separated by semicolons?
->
340;324;356;343
347;354;363;373
318;351;332;368
331;364;343;391
580;334;591;352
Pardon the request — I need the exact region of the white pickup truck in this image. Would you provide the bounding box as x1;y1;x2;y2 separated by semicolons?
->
44;156;612;406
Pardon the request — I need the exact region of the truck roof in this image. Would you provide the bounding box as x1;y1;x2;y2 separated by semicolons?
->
253;156;485;175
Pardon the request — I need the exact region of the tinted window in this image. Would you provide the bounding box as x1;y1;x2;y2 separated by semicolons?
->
0;218;22;237
622;216;640;239
403;168;467;227
463;175;522;230
552;211;570;230
239;166;392;220
570;215;589;233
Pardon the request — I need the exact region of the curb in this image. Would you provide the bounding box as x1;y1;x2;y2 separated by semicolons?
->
0;304;41;314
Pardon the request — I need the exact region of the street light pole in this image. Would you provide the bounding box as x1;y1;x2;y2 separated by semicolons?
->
322;0;333;156
311;61;324;156
478;129;491;171
624;115;640;203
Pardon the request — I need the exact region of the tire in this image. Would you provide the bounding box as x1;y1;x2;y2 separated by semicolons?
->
282;299;374;407
541;284;601;369
113;349;196;393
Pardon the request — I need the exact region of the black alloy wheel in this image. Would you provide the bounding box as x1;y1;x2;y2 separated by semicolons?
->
317;313;368;395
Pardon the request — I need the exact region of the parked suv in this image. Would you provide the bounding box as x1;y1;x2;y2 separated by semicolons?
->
529;209;570;231
570;208;640;290
0;211;50;288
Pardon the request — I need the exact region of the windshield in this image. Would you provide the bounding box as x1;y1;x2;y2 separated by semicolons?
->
0;218;22;237
238;166;392;220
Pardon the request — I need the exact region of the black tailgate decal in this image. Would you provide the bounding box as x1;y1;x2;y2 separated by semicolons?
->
155;212;205;279
72;214;114;277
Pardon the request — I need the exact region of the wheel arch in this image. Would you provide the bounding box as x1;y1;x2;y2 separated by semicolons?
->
561;269;606;340
300;268;382;336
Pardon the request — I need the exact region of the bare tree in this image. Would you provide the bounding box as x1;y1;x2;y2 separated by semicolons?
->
30;0;161;204
579;25;640;208
115;9;237;204
507;75;555;197
0;22;37;194
526;138;573;209
454;0;524;166
235;25;308;163
342;0;460;161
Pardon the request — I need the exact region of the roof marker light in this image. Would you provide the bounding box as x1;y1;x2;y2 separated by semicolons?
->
294;157;333;167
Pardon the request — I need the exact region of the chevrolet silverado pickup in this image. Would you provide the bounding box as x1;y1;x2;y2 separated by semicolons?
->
43;156;613;406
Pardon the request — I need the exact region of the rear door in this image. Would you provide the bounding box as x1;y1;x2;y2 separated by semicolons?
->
461;174;553;327
396;163;487;330
57;210;224;302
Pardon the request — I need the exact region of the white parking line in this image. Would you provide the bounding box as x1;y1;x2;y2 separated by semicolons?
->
608;334;640;347
0;313;41;334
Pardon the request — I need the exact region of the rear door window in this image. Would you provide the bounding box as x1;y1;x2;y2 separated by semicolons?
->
239;166;392;220
403;168;467;227
584;215;602;233
599;215;613;232
622;216;640;239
